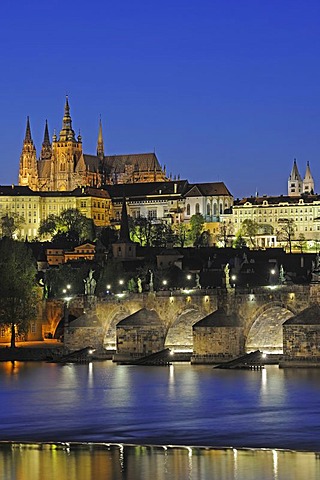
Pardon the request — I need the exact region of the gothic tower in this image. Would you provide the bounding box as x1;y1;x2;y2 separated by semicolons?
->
303;161;314;194
288;159;302;196
18;117;38;190
40;120;52;161
50;96;86;191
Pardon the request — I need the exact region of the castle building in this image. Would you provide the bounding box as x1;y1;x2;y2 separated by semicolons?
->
0;185;112;240
232;194;320;248
19;97;167;192
288;159;314;196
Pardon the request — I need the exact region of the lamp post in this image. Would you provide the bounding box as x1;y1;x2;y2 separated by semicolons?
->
62;285;72;337
162;279;168;290
231;274;236;288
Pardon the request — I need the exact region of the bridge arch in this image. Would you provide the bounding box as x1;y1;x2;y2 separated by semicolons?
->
102;306;133;351
165;306;204;352
245;302;296;354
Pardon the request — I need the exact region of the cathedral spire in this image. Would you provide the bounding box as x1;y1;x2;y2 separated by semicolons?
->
40;120;52;161
97;117;105;158
43;119;50;146
24;116;33;143
59;95;76;142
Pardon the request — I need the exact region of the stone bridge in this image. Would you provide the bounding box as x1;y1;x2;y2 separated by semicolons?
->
42;283;320;354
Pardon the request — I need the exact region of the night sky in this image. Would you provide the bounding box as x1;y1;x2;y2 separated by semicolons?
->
1;0;320;199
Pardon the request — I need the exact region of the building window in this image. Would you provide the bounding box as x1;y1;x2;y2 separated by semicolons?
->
148;210;157;219
186;204;190;215
207;203;210;215
195;203;200;214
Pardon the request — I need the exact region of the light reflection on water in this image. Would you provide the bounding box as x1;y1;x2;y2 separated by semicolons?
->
0;443;319;480
1;362;320;478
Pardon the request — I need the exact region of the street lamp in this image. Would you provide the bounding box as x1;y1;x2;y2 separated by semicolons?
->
62;285;72;337
231;274;236;288
162;279;168;289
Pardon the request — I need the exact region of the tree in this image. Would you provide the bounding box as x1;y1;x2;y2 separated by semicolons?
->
215;221;234;248
188;214;205;246
233;232;247;249
0;213;24;239
150;222;174;247
172;222;188;247
38;208;94;243
129;216;153;246
277;219;296;253
241;219;259;248
0;238;38;347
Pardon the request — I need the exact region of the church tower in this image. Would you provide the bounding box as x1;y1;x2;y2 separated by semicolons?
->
303;161;314;194
18;117;38;190
40;120;52;161
50;96;86;191
288;159;302;196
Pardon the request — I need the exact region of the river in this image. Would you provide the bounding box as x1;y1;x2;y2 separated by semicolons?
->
0;361;320;479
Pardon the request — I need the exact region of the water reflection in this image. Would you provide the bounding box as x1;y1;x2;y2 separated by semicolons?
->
0;443;319;480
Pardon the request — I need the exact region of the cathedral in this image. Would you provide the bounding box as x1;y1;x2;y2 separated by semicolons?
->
19;97;167;192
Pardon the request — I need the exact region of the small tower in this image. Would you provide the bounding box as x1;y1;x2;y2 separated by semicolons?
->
18;117;38;190
97;118;105;160
288;159;302;196
303;161;314;194
40;120;52;161
112;198;136;260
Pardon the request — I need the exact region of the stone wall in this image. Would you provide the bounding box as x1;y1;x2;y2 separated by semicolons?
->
192;326;244;364
116;325;165;355
64;326;104;351
283;324;320;364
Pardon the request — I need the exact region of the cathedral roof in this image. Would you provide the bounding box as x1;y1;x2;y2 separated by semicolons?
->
83;152;163;174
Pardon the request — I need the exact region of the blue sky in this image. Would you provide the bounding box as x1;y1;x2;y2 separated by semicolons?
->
1;0;320;199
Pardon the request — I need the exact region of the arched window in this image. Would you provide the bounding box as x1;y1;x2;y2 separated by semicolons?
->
207;203;210;216
187;204;190;215
196;203;200;214
213;203;217;215
219;203;223;214
60;162;65;171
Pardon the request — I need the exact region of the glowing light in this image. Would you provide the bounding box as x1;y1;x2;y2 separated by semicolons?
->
270;269;276;275
119;279;124;285
106;284;111;290
186;274;191;280
162;279;167;286
262;353;267;359
116;293;125;298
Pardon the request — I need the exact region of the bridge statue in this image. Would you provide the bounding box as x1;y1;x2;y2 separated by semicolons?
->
84;269;96;295
137;277;142;293
311;252;320;283
149;270;154;292
224;263;230;289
